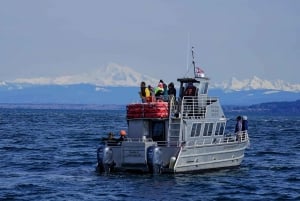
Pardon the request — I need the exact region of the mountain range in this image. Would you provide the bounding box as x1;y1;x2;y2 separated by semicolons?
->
0;63;299;105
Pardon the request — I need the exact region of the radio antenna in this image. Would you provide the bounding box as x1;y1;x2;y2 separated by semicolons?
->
186;32;190;72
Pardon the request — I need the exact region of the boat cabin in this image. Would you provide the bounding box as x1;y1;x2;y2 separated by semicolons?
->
126;76;227;146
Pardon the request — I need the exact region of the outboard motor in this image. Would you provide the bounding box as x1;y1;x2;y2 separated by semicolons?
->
147;146;163;174
103;147;114;172
96;146;105;172
147;146;155;172
96;145;114;173
152;147;163;174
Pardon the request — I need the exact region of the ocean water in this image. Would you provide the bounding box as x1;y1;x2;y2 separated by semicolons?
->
0;108;299;201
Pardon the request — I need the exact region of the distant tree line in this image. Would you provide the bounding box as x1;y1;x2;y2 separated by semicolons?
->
223;100;300;115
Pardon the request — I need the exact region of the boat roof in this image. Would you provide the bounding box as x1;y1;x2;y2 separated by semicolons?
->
177;77;209;84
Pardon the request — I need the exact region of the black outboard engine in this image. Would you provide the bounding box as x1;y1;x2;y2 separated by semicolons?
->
96;146;105;172
97;145;114;173
147;146;163;174
147;146;155;173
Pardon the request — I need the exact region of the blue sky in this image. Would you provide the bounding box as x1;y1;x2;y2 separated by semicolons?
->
0;0;299;83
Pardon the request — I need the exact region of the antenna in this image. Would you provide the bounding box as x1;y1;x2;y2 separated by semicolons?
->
186;32;190;72
192;46;196;70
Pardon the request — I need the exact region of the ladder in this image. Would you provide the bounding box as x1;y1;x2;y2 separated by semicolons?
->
167;97;182;145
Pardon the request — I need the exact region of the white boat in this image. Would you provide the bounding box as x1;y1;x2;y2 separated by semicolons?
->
96;50;250;174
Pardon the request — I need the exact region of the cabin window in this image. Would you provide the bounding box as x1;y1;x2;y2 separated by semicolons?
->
220;123;225;135
191;123;202;137
199;82;208;94
151;121;165;141
215;122;225;136
204;83;208;94
203;123;213;136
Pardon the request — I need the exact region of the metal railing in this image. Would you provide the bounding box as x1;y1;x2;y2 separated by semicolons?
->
105;132;249;148
169;96;219;119
185;131;249;147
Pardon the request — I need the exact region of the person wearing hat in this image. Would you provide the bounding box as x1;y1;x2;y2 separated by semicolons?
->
101;132;117;145
119;130;127;141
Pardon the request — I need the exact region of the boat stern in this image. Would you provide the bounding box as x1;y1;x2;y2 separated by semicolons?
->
97;140;182;173
120;141;157;172
97;140;159;173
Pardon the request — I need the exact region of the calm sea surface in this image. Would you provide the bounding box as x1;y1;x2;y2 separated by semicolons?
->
0;108;299;201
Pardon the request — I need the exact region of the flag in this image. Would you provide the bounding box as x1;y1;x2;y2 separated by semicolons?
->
195;67;205;78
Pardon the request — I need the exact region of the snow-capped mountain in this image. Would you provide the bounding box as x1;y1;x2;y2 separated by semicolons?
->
12;63;159;87
211;76;300;92
6;64;300;92
0;64;299;105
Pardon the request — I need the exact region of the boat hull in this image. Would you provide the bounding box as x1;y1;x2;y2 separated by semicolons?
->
97;137;249;174
173;141;248;173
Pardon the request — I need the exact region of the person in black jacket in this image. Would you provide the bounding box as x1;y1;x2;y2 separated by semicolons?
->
235;116;242;133
242;116;248;131
168;82;176;98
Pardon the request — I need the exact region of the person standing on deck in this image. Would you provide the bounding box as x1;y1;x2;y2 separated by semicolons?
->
168;82;176;97
139;81;150;103
163;82;168;101
154;82;164;99
242;116;248;131
168;82;177;101
235;116;243;141
235;116;242;133
148;85;154;96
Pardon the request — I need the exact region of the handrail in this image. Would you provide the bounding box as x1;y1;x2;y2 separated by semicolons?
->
176;96;218;118
109;132;249;147
124;137;154;142
185;132;249;147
